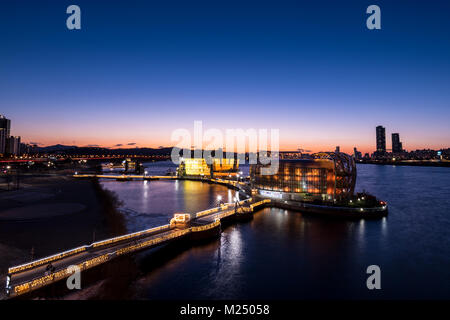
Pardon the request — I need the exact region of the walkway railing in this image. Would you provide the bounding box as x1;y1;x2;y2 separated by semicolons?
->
6;197;271;298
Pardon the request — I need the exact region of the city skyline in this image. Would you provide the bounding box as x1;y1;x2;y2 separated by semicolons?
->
3;112;447;155
1;0;450;154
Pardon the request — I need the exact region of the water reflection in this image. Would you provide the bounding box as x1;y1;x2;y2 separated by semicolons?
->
100;162;450;299
100;178;237;232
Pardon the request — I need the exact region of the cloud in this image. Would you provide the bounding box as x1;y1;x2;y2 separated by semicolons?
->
114;144;123;147
29;142;43;146
127;142;136;146
85;144;100;147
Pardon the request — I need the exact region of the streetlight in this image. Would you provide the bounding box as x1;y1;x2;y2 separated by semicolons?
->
217;195;224;207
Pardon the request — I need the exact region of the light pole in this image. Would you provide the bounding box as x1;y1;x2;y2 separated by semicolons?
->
217;195;224;207
233;196;240;213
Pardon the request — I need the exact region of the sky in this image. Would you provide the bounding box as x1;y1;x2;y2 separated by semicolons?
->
1;0;449;154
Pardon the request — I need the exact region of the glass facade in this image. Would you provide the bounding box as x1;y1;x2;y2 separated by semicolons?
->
179;158;239;177
251;160;336;201
179;159;211;176
212;158;239;172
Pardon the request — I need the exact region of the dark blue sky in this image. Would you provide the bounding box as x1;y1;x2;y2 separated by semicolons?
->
1;0;449;152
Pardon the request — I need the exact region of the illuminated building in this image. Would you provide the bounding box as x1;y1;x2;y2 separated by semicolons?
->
376;125;386;153
6;136;21;156
0;115;11;155
178;157;239;178
178;158;211;177
211;158;239;177
392;133;403;153
0;128;5;156
250;152;356;202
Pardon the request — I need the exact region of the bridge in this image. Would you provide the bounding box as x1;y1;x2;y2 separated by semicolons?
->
73;173;250;193
5;174;268;298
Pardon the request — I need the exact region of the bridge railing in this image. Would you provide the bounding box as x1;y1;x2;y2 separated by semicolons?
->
8;245;88;275
195;198;252;219
191;219;221;232
7;224;172;275
10;228;191;297
115;229;191;257
11;253;112;296
7;198;266;297
250;199;271;210
91;224;170;248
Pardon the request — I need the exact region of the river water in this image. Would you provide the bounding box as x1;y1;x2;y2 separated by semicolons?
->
100;161;450;299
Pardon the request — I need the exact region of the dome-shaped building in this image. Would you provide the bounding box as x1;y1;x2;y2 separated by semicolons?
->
250;152;356;202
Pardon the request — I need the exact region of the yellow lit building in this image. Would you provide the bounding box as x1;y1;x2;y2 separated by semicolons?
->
178;157;240;178
212;158;239;177
178;158;211;177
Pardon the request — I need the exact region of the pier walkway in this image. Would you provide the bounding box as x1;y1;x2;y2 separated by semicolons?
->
5;190;270;298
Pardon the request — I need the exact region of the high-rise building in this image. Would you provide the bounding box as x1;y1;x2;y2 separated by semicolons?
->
392;133;402;153
376;125;386;153
0;115;11;137
0;115;11;155
335;146;340;153
353;147;362;160
6;136;21;156
0;128;6;155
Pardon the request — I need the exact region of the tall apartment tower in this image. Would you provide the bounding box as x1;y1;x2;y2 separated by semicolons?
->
353;147;362;160
392;133;402;153
6;136;21;156
0;128;6;155
376;125;386;153
0;115;11;155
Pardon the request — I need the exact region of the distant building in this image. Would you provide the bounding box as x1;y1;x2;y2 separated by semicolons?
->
251;152;356;202
178;157;240;178
0;115;11;155
392;133;403;153
6;136;21;156
376;125;386;153
211;158;239;177
353;147;362;160
335;146;340;153
178;158;211;177
0;115;11;137
0;128;6;156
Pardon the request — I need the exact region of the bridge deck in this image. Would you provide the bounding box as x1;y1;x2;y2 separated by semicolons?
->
6;195;270;298
9;227;177;286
